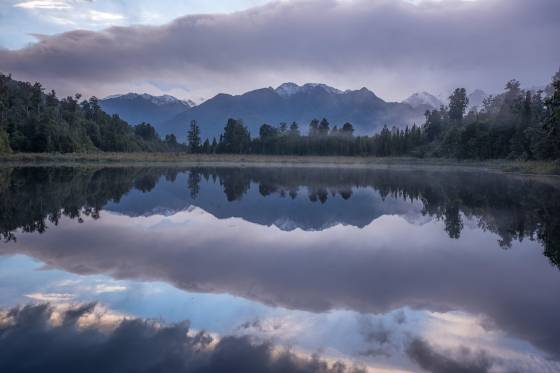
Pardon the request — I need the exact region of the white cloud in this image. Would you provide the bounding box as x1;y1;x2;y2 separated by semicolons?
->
94;284;128;293
25;292;75;302
87;10;125;22
14;0;71;10
12;1;126;29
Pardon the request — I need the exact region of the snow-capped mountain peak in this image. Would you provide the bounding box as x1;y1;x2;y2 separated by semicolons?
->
104;93;191;108
403;91;444;109
275;82;343;97
275;82;301;96
302;83;342;95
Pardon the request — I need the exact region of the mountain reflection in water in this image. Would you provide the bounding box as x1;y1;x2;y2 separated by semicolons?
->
1;166;559;264
0;166;559;372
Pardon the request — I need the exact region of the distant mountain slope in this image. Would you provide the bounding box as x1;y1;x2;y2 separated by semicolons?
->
100;93;190;126
403;91;444;110
161;83;426;140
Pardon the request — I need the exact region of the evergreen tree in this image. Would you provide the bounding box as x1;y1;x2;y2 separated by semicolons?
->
187;120;201;153
341;122;354;137
289;122;300;137
211;137;218;153
449;88;469;122
308;119;319;137
543;80;560;159
319;118;330;136
222;118;250;153
201;139;210;153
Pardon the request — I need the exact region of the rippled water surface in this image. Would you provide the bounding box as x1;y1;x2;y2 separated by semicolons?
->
1;166;559;372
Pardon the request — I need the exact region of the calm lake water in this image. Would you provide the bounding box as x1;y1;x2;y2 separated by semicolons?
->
1;165;559;372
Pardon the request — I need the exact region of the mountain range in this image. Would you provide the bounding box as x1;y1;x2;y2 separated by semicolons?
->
100;93;193;127
101;84;488;140
161;83;431;140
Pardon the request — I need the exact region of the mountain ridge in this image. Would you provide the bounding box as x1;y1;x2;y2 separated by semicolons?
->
99;93;192;127
100;84;491;141
159;83;425;140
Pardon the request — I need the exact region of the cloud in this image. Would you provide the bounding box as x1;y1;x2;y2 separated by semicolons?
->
4;205;560;364
93;284;127;293
406;338;494;373
0;303;364;373
87;10;125;22
25;292;75;302
14;1;71;10
1;0;559;100
360;319;392;346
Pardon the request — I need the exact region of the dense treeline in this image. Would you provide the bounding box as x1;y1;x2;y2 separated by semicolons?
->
188;72;560;160
0;73;185;153
2;71;558;159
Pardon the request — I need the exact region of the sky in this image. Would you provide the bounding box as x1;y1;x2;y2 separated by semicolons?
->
0;0;559;101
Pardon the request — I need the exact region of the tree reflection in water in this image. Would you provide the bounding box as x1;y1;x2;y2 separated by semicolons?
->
1;166;559;267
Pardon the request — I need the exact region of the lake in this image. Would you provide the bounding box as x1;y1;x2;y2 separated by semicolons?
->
1;165;559;372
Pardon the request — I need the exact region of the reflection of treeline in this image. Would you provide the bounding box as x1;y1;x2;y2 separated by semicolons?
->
1;166;559;268
0;167;179;241
187;167;355;202
187;167;560;267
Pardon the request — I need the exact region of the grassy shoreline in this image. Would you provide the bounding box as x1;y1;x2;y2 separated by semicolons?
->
1;152;559;176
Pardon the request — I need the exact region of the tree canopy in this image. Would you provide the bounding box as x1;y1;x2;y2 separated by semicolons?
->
0;73;185;153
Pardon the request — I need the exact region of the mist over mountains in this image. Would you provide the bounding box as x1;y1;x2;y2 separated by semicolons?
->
404;90;490;111
100;83;492;141
403;92;444;110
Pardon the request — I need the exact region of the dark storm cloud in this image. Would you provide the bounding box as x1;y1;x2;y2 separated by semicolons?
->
406;338;494;373
0;0;559;98
0;303;363;373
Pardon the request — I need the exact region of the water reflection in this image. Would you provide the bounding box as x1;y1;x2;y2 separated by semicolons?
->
0;166;559;372
1;166;559;266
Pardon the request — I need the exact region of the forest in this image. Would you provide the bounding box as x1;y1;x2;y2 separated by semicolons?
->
188;72;560;160
0;73;185;153
1;70;559;160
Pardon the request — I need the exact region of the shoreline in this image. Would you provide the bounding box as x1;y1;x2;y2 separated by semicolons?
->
0;152;559;176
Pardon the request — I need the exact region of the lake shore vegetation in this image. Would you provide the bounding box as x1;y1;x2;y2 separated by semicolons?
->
1;71;559;166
